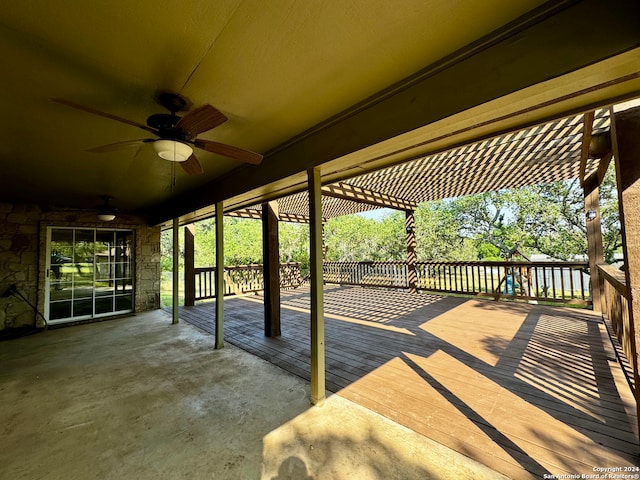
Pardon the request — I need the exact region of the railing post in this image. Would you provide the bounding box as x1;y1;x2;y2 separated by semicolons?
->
406;210;417;294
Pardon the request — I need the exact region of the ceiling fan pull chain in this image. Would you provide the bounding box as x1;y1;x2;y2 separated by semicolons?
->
171;161;176;193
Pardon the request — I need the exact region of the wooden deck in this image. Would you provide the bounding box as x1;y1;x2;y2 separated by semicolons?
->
176;285;639;479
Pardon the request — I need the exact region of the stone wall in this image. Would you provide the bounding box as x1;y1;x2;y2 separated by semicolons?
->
134;223;162;312
0;202;161;331
0;203;40;330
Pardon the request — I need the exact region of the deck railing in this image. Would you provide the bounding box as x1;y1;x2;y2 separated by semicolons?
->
193;260;591;306
598;264;637;393
323;260;592;305
194;262;303;300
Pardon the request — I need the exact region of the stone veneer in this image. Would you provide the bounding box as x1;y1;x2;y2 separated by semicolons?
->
0;202;161;331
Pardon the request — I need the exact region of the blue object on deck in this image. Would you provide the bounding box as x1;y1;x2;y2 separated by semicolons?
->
504;276;514;294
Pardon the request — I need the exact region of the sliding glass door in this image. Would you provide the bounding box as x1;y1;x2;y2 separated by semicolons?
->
46;227;134;323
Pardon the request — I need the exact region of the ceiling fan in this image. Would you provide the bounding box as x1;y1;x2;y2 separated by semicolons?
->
52;92;263;175
96;195;118;221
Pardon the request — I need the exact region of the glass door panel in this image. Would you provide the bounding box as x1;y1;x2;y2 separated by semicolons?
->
114;231;133;311
95;230;116;315
71;229;95;318
47;228;134;323
49;228;75;320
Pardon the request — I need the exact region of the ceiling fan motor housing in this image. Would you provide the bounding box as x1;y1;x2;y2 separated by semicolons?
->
146;113;193;141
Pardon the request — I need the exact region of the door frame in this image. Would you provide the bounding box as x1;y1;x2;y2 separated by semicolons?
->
44;226;135;324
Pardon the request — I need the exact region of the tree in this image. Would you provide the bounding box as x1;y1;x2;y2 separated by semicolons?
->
324;213;404;261
443;190;528;259
160;227;184;270
279;222;310;271
425;163;621;262
414;201;476;261
519;164;620;262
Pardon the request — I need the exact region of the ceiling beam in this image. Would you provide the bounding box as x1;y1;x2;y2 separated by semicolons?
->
148;0;640;225
278;213;315;224
321;182;417;212
226;209;262;220
583;151;614;194
228;208;314;224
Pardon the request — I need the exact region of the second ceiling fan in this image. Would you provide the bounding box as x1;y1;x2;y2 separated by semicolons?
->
53;92;263;175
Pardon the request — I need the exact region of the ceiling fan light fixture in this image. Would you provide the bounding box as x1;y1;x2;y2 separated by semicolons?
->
96;195;117;221
153;139;192;162
97;213;116;222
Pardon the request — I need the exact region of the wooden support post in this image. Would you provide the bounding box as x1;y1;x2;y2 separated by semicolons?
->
406;210;418;294
262;201;281;337
308;167;326;405
610;105;640;434
172;217;179;325
583;175;604;313
215;202;224;349
184;224;195;307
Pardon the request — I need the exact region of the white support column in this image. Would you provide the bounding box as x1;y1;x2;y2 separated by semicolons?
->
215;201;224;349
172;217;179;325
308;167;326;405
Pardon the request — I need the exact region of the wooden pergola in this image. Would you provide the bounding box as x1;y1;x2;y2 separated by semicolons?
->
228;107;610;221
177;105;640;417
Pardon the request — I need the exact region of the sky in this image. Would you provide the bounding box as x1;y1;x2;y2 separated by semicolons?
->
357;208;393;221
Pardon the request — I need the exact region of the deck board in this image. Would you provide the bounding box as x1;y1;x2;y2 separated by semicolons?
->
176;286;639;479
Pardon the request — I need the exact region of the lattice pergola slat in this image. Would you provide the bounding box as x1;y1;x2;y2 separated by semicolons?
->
230;109;610;222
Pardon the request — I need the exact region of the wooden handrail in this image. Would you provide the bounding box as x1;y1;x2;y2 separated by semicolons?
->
597;264;628;298
193;263;304;300
192;260;592;307
324;260;589;267
598;263;635;394
324;260;591;306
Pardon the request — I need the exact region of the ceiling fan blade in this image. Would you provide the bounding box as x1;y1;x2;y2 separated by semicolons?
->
87;139;154;153
194;139;263;165
52;98;157;133
175;105;227;136
180;153;205;175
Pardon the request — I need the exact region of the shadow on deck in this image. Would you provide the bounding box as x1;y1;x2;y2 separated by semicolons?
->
176;285;639;479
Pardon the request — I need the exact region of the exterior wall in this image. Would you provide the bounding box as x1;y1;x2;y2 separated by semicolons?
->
0;202;161;331
0;203;40;330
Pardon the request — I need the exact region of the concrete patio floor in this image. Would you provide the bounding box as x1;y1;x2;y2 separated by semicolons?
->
0;310;507;480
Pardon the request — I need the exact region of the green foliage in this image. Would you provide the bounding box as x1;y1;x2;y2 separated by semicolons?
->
516;164;621;262
163;217;310;271
192;217;264;266
476;243;501;260
415;202;475;260
222;218;263;265
324;212;404;261
279;222;310;271
160;228;183;270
